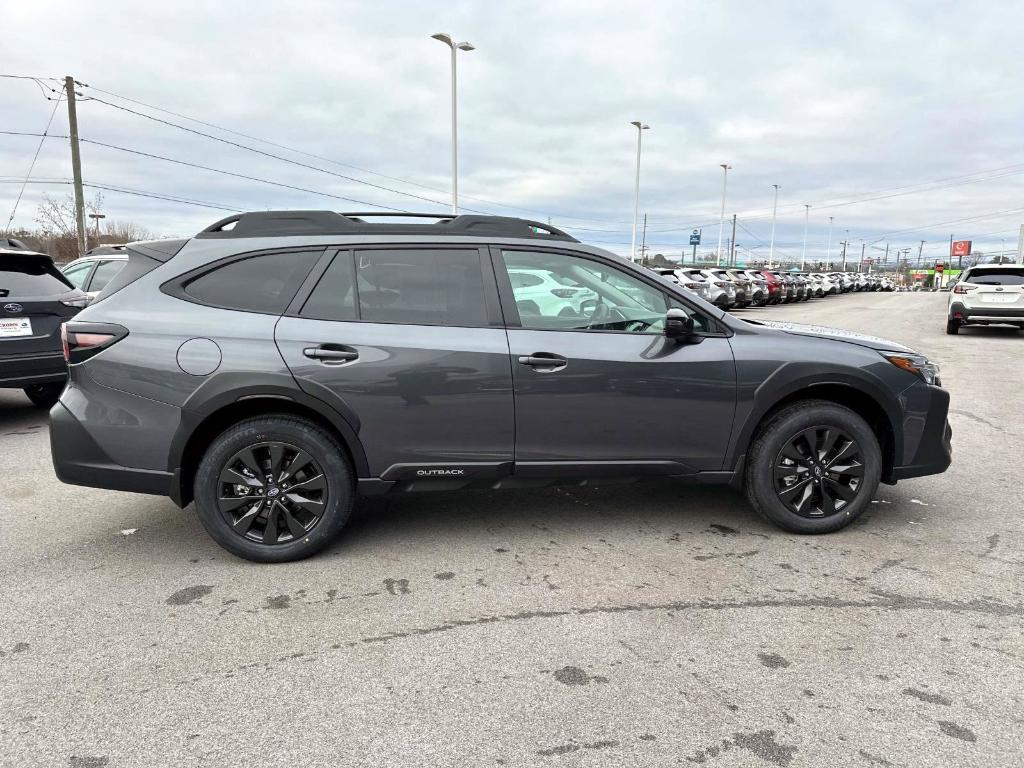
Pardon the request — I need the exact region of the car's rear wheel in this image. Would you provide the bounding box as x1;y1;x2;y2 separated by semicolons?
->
745;400;881;534
23;382;63;409
193;415;354;562
946;317;960;335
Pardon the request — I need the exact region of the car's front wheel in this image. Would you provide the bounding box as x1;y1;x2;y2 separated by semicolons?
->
23;382;63;409
193;415;354;562
745;400;881;534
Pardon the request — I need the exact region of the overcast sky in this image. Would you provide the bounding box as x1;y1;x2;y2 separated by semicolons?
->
3;0;1022;264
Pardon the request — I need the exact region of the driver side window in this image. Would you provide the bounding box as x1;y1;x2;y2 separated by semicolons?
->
501;249;669;334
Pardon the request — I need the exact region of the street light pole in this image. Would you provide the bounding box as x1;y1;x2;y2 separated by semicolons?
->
825;215;833;266
431;33;475;215
842;229;849;271
715;163;731;266
767;184;780;268
800;204;810;270
87;212;105;249
629;121;650;262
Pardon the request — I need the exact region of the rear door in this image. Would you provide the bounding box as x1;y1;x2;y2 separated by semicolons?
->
275;246;515;482
1;255;78;359
494;247;736;475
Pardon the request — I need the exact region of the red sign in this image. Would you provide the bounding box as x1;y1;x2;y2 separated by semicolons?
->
951;240;972;257
935;263;945;274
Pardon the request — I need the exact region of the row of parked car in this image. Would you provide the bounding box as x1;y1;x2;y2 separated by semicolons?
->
650;266;896;309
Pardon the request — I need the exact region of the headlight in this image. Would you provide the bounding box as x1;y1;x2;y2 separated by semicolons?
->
882;352;941;385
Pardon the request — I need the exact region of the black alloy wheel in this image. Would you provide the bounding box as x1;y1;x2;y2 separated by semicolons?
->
773;427;863;518
218;441;328;544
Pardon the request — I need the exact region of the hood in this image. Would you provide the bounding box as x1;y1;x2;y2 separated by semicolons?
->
748;319;915;353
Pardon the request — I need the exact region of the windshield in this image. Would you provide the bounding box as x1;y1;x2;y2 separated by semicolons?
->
0;256;74;297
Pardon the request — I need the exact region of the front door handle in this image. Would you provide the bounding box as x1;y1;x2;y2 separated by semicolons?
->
518;353;568;371
303;345;359;363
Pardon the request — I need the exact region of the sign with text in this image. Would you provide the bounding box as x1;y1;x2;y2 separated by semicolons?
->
951;240;972;257
689;230;701;246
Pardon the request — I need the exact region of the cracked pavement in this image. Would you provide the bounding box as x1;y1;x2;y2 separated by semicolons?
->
1;292;1022;767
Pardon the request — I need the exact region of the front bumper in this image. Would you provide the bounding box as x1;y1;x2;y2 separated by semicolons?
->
0;351;67;388
888;384;952;482
50;400;174;496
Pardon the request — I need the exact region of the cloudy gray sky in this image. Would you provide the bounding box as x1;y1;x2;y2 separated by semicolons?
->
3;0;1022;265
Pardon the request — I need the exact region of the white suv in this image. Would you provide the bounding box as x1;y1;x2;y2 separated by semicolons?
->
947;264;1024;334
507;267;597;317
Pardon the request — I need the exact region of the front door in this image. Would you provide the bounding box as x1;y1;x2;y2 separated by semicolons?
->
494;247;737;475
276;246;514;483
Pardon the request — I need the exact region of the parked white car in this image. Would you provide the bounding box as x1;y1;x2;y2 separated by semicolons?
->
507;268;598;317
60;245;128;304
947;264;1024;334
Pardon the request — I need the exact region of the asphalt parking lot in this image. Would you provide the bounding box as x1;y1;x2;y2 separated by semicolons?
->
1;291;1021;768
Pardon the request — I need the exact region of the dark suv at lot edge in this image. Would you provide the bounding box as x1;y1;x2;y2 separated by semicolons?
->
1;239;88;407
51;211;953;562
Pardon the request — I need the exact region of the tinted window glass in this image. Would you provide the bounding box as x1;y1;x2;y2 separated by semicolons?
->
88;260;125;292
966;268;1024;285
0;257;73;297
501;250;669;333
62;262;93;289
185;250;320;313
355;249;486;326
301;252;357;321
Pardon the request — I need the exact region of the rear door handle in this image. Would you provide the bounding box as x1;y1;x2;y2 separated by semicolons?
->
518;353;568;370
303;345;359;363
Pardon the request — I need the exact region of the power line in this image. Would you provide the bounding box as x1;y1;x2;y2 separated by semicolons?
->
83;83;643;225
86;95;484;213
4;97;63;231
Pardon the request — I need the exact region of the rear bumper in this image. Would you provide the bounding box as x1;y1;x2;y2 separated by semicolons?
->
50;401;173;496
888;385;952;482
949;300;1024;322
0;351;66;388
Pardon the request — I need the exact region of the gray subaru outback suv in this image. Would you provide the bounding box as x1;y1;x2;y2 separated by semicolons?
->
50;211;952;562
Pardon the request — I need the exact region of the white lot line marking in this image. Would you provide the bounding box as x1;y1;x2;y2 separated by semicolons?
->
120;528;138;536
909;499;931;506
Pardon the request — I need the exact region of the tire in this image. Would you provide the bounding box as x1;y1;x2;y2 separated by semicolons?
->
946;317;959;335
193;415;354;563
744;400;881;534
23;382;63;409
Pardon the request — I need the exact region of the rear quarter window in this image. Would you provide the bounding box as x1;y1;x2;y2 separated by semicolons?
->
180;250;321;314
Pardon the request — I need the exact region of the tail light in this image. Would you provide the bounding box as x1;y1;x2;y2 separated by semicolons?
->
61;322;129;364
684;282;701;290
549;288;579;298
952;284;976;294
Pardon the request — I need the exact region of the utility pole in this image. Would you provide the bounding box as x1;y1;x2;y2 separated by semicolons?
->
730;213;737;266
860;242;866;272
917;240;924;268
64;75;87;256
768;184;780;268
825;216;834;264
840;239;848;272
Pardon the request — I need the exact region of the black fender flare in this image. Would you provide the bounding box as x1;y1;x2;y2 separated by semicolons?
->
167;372;370;503
725;363;903;471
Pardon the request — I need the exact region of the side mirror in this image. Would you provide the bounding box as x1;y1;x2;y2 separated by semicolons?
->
664;307;695;340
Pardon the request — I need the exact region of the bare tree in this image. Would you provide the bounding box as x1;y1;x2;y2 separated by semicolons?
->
102;220;153;244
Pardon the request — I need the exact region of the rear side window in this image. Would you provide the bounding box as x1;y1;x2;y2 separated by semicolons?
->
0;256;73;297
184;250;320;314
354;248;487;326
88;260;125;292
965;268;1024;285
